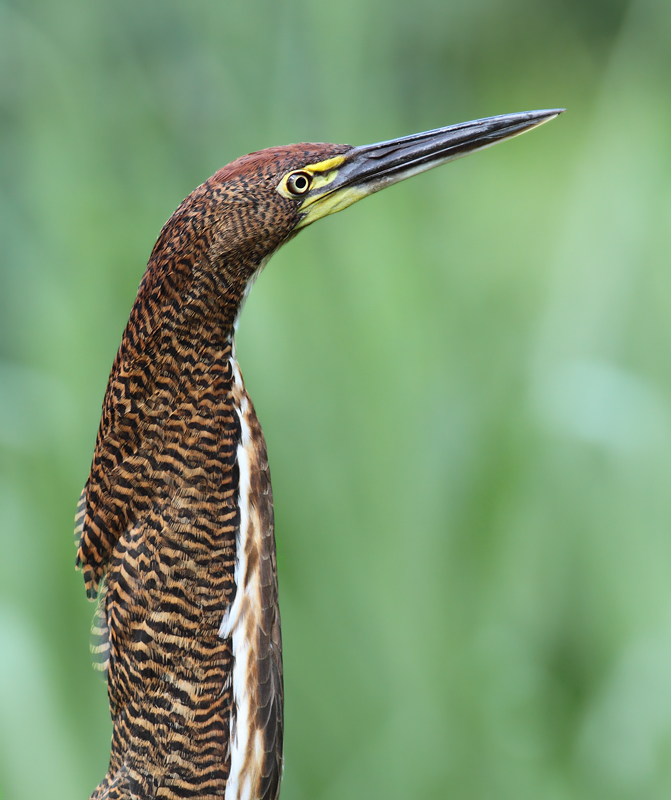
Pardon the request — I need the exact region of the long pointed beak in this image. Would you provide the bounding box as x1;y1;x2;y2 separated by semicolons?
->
296;108;564;228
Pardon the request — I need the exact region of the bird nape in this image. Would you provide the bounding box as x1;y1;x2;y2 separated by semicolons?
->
75;108;563;800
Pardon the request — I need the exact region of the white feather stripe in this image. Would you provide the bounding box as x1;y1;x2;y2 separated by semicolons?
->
220;356;267;800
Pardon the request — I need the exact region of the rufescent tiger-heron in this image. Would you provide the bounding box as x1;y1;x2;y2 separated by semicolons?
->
75;108;563;800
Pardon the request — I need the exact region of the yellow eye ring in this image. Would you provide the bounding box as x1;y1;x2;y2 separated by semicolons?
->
286;171;312;195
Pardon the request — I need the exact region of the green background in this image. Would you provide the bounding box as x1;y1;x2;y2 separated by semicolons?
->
2;0;671;797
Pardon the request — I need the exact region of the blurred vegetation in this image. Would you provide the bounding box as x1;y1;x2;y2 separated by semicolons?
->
1;0;671;797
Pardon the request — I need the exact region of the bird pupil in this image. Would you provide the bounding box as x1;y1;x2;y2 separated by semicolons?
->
295;176;306;189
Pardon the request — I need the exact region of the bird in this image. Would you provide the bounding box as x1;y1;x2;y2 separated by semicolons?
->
75;108;563;800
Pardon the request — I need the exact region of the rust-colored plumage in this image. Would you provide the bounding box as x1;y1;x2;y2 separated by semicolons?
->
77;110;562;800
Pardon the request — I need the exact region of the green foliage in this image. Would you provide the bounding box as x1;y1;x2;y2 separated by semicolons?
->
1;0;671;797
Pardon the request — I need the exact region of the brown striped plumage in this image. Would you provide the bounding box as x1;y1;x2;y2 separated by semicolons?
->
76;144;350;800
77;111;562;800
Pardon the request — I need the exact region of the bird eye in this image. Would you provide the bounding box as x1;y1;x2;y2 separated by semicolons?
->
286;171;312;195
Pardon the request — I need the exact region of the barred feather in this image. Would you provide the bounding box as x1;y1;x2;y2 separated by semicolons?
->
77;143;350;800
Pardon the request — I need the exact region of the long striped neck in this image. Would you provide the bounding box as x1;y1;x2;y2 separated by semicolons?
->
79;163;296;799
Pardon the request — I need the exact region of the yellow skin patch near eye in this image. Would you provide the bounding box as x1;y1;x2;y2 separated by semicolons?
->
276;155;370;230
275;155;345;199
295;184;369;229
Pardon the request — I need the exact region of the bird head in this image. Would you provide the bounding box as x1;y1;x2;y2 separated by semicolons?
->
214;108;562;249
145;109;562;331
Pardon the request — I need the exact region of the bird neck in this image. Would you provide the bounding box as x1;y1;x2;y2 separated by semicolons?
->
119;177;283;375
122;246;268;370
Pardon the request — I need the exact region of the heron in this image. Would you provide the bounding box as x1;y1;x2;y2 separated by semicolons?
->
75;108;563;800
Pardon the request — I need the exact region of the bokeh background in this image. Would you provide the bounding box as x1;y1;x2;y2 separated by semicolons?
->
1;0;671;797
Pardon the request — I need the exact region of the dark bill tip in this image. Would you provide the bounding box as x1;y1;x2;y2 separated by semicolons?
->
335;108;565;194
